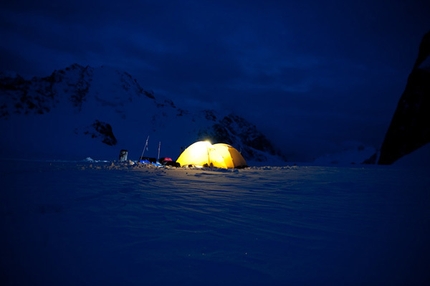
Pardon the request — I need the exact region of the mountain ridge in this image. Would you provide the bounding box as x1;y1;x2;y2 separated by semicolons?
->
0;64;286;164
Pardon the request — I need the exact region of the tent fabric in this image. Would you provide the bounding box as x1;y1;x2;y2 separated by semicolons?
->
176;141;247;169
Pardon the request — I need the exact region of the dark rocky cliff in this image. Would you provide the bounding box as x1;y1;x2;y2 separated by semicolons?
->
378;31;430;165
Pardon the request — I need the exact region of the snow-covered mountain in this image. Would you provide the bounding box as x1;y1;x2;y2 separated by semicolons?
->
0;64;286;164
312;141;377;166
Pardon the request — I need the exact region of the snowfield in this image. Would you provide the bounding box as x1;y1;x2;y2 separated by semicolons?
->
1;160;429;285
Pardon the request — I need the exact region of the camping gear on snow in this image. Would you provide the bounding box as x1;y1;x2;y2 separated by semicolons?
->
160;157;172;163
138;136;180;167
138;136;158;165
139;156;157;164
176;141;247;169
159;157;180;167
119;149;128;162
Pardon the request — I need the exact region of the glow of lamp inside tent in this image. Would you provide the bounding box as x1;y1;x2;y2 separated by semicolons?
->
192;141;212;166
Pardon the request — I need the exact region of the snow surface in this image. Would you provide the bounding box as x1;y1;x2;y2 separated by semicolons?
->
1;159;429;285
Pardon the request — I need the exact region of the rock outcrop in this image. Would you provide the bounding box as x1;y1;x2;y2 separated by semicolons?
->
378;30;430;165
82;120;117;146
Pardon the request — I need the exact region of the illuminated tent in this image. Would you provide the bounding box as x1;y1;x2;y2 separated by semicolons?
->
176;141;247;169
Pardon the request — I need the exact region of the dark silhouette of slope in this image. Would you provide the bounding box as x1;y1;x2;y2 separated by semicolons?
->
378;30;430;165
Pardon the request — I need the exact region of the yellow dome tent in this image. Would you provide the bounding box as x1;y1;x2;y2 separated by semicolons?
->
176;141;247;169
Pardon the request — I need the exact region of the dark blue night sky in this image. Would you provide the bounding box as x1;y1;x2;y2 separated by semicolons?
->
1;0;429;160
